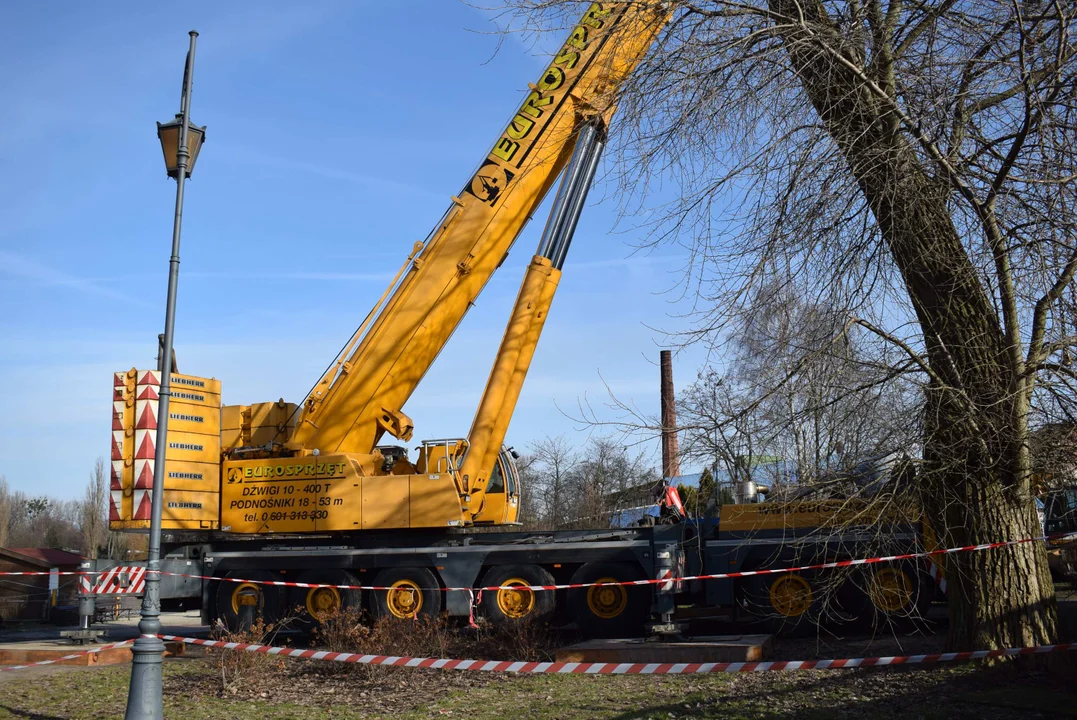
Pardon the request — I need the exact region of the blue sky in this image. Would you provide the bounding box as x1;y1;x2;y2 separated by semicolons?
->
0;1;709;499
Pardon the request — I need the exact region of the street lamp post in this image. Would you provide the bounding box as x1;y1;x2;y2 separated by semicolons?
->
125;30;205;720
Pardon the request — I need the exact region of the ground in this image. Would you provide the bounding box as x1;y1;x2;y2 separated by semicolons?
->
0;582;1073;719
0;636;1074;719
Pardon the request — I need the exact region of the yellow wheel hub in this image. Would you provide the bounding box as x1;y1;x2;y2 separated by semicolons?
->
586;577;627;619
230;582;260;615
386;579;422;619
868;568;914;613
306;586;342;618
769;575;812;617
495;578;536;619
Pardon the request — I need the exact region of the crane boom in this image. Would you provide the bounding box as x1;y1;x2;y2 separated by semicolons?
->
110;2;670;535
288;2;666;458
460;123;607;521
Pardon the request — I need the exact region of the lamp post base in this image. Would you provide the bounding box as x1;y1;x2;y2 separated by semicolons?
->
125;611;165;719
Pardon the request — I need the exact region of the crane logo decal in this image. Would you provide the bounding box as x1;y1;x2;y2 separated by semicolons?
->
465;3;620;208
465;160;514;206
486;3;619;170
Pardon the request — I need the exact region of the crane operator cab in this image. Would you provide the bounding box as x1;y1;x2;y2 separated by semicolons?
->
474;446;522;525
414;440;521;526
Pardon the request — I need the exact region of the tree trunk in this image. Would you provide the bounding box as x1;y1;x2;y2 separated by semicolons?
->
769;0;1058;650
922;386;1058;649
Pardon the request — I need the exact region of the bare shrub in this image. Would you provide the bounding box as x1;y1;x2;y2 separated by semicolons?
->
310;610;557;677
310;611;455;678
209;617;291;695
475;615;556;662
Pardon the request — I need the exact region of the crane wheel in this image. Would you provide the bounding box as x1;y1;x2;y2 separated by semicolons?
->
371;567;441;620
479;564;556;627
214;571;285;631
840;562;933;630
568;562;649;638
290;569;362;629
742;572;821;638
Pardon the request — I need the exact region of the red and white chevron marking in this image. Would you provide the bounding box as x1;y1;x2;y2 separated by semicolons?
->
138;370;161;388
133;389;158;498
156;634;1077;674
109;458;123;491
133;459;155;490
0;640;135;673
93;565;146;594
109;489;123;522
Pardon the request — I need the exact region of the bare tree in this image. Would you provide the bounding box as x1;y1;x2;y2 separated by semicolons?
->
527;435;579;528
106;529;131;562
80;459;108;558
522;435;660;528
0;476;10;548
680;285;921;490
506;0;1076;651
513;452;541;528
565;437;660;528
3;494;81;550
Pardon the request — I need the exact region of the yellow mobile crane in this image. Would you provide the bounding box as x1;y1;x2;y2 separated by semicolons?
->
110;3;670;537
105;4;940;635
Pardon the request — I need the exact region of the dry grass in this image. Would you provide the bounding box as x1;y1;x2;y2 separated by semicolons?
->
313;610;558;666
197;609;560;709
208;615;294;694
1;647;1075;719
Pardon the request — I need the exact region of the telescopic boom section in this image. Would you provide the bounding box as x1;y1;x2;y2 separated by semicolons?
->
288;3;668;457
460;124;606;519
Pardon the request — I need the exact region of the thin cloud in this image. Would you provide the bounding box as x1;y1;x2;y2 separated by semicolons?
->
0;250;152;306
462;3;563;67
278;158;444;201
184;270;393;282
218;143;445;202
569;255;683;271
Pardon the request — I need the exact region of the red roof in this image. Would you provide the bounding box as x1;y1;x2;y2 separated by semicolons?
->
7;548;84;567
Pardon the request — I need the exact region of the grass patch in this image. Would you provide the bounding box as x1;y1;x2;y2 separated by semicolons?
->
401;664;1077;720
0;658;380;720
0;649;1072;719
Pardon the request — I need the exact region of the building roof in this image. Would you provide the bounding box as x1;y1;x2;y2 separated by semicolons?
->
5;548;84;567
669;472;703;487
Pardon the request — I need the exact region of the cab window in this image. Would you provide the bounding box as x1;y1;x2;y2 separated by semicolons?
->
1045;489;1077;533
505;458;517;496
487;460;505;494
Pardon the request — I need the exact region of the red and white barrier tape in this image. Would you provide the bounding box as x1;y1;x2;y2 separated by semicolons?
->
156;634;1077;674
925;558;948;595
0;640;135;672
137;530;1077;593
3;532;1073;595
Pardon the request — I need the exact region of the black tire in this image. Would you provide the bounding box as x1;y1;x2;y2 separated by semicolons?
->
290;569;362;629
214;571;286;631
371;567;441;620
568;562;650;638
479;564;556;627
742;572;821;638
844;562;933;631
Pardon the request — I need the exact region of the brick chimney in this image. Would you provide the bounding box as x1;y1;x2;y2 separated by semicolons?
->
660;350;680;480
